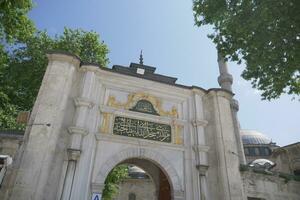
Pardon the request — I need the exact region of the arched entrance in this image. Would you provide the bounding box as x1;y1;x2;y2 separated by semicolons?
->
102;158;171;200
93;147;184;200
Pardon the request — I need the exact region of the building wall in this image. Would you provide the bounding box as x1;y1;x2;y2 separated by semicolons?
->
1;52;298;200
0;135;22;157
271;143;300;175
116;179;156;200
242;171;300;200
243;144;274;163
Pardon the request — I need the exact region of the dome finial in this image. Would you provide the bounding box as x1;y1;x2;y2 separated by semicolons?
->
139;50;144;65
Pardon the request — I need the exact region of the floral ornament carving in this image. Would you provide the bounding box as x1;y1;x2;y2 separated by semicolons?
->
107;92;178;118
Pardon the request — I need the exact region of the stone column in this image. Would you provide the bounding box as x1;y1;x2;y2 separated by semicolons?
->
60;149;81;200
210;90;245;200
192;90;209;200
231;99;246;164
61;66;97;200
9;53;80;200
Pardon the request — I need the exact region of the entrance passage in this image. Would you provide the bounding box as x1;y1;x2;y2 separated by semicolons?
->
102;158;172;200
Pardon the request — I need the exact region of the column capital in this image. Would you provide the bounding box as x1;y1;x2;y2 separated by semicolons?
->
67;148;81;161
173;189;185;200
74;97;94;108
46;51;81;67
68;126;88;136
192;119;208;127
193;145;210;153
196;164;209;176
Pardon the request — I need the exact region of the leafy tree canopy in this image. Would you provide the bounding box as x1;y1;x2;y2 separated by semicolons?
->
0;28;109;129
0;2;125;198
193;0;300;100
0;0;35;42
0;0;35;129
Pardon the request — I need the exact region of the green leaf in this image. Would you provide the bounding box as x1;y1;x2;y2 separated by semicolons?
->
193;0;300;100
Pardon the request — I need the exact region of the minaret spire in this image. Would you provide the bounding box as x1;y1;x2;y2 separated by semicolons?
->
139;50;144;65
217;51;233;92
217;50;246;164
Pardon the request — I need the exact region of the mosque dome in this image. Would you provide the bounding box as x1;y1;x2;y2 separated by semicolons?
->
128;166;146;174
240;130;272;145
128;166;149;179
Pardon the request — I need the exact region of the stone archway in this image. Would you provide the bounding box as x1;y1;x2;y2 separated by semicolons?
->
93;147;184;200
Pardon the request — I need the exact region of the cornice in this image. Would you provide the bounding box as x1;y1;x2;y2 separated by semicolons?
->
193;145;210;153
68;126;88;136
46;51;81;67
74;97;94;108
192;119;208;127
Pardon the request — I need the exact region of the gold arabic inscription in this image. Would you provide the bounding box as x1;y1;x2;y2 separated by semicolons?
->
113;116;172;143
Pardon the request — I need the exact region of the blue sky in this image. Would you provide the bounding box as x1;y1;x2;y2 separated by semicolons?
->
29;0;299;146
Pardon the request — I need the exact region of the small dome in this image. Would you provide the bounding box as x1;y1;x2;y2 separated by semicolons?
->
249;159;275;170
128;166;146;174
128;166;149;179
240;130;272;145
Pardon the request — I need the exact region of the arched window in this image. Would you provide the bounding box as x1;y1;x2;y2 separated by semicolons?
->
129;193;136;200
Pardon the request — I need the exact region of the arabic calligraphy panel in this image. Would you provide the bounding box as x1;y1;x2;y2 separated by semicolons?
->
113;116;171;143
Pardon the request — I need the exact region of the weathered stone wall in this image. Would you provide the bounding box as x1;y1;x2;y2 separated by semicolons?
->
116;178;156;200
242;171;300;200
271;143;300;175
0;134;23;157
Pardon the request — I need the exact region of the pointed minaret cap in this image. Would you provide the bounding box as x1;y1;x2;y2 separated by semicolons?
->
139;50;144;65
217;51;233;92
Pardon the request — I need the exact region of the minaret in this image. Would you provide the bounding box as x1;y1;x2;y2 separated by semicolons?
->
217;51;246;164
217;53;233;92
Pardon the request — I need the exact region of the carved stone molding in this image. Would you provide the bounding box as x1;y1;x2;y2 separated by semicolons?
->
230;98;239;112
91;183;105;193
68;126;88;136
196;164;209;176
174;124;183;145
192;119;208;127
100;112;112;134
107;92;178;118
67;148;81;161
95;147;183;193
74;97;94;108
193;145;210;153
292;158;300;170
173;190;185;200
218;73;233;85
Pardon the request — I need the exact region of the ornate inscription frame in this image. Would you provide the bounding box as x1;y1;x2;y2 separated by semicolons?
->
113;116;172;143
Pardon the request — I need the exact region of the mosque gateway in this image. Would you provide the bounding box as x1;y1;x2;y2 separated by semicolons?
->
0;52;299;200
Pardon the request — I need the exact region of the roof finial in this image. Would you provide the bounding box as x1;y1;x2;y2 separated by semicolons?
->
139;50;144;65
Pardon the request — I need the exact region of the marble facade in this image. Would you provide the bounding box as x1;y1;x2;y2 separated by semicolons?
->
0;52;299;200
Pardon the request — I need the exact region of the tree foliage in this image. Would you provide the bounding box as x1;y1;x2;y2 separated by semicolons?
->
102;164;129;200
0;0;35;42
0;0;35;129
0;28;109;129
0;2;125;198
193;0;300;100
